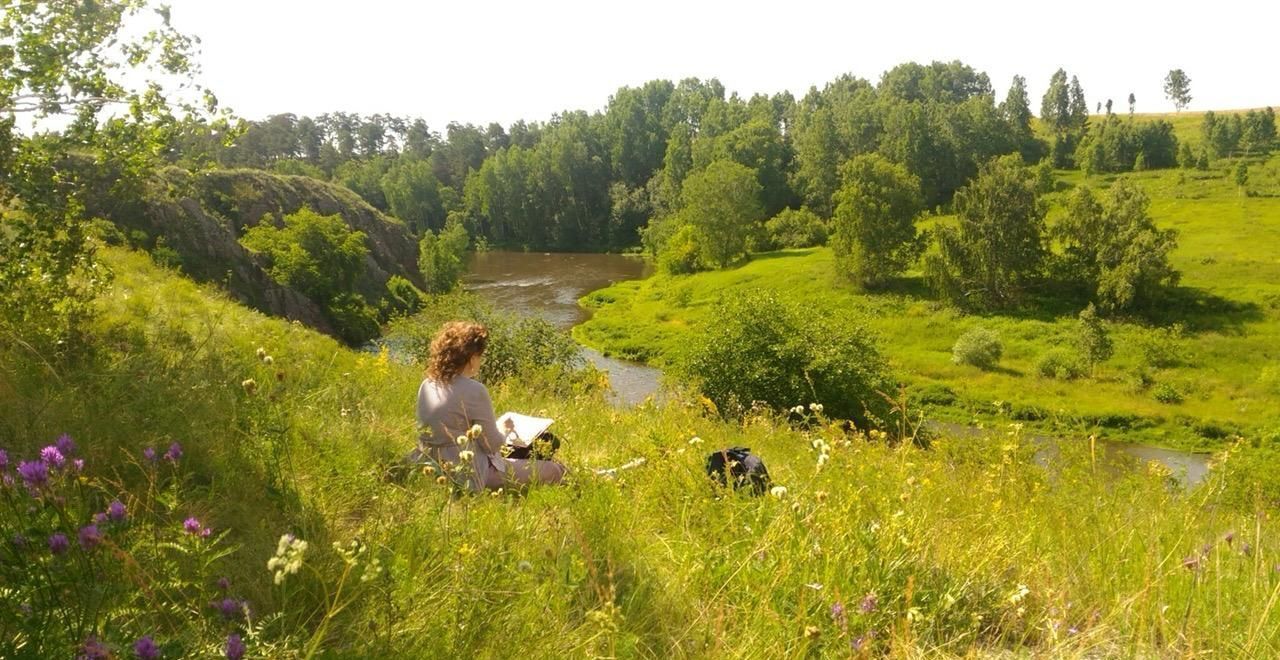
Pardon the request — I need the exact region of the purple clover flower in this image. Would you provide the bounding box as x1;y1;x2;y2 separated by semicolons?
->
1;473;11;489
143;446;157;462
133;635;160;660
48;533;70;556
56;433;77;456
183;517;204;536
11;534;27;550
108;500;127;522
18;460;49;487
217;597;243;620
73;458;84;472
79;635;110;659
859;592;878;613
40;446;65;469
217;577;231;592
78;525;102;551
93;512;108;524
225;633;245;660
164;442;183;462
0;448;7;470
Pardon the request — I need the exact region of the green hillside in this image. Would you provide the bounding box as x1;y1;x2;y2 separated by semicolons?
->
576;156;1280;450
2;244;1277;657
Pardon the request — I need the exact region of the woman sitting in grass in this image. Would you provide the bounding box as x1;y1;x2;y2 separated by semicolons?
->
415;321;567;490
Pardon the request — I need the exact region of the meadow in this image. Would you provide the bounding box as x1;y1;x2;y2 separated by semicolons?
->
2;244;1278;657
575;153;1280;451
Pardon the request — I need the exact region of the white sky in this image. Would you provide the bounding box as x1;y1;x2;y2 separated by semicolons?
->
166;0;1278;129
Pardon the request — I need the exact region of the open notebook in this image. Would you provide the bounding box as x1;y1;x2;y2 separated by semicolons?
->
496;412;553;447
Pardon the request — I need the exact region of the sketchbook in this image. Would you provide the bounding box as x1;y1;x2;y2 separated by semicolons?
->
496;412;553;447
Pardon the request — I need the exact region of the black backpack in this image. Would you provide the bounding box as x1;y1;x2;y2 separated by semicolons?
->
705;447;771;495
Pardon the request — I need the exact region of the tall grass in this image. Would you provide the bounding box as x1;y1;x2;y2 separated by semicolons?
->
1;247;1276;656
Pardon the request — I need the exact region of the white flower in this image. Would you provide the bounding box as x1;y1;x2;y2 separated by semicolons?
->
809;403;824;413
263;355;274;365
467;424;484;440
688;436;703;445
791;405;805;414
458;450;474;462
455;435;468;447
770;485;788;499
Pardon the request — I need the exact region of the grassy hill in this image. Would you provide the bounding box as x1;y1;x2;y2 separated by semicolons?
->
2;239;1278;656
576;155;1280;450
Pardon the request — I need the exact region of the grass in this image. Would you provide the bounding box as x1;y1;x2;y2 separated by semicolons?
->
2;246;1278;656
575;155;1280;451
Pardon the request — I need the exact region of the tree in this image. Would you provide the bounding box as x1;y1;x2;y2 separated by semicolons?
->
1054;180;1180;312
1040;69;1071;133
831;154;924;288
1;1;212;351
1075;304;1113;375
418;218;470;293
924;156;1046;308
1234;161;1249;190
1163;69;1192;112
1128;92;1136;116
1105;99;1114;116
790;106;841;216
764;207;828;249
381;158;445;233
240;207;369;305
1000;75;1039;161
1068;75;1088;128
678;160;764;268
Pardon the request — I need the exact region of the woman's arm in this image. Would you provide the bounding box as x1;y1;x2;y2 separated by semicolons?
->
464;381;508;455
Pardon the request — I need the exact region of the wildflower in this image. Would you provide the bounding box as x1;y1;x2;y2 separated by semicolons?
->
0;448;6;469
18;460;49;488
183;517;208;536
517;560;533;573
40;446;66;468
79;635;111;659
143;447;157;462
73;458;84;472
688;436;703;445
217;576;231;591
78;525;103;551
1241;542;1253;557
804;625;821;639
256;347;267;360
467;424;484;440
267;533;308;584
225;633;246;660
831;600;846;625
859;592;878;613
459;450;475;462
217;597;244;620
241;378;257;395
1008;583;1030;605
133;635;160;660
108;500;127;522
56;434;77;456
455;434;468;447
435;475;448;485
809;403;824;413
263;355;274;365
164;442;183;462
1;474;11;488
770;485;788;499
791;405;805;414
1182;554;1202;571
49;533;70;556
1224;531;1235;546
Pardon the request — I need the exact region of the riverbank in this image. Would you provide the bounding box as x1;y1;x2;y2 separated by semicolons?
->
574;160;1280;452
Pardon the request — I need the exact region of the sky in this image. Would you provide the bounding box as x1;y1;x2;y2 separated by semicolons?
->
165;0;1277;129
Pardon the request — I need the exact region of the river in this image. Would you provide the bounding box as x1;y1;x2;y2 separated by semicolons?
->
462;250;1212;486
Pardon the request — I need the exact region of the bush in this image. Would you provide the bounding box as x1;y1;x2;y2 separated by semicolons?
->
764;207;828;249
1152;382;1184;404
1136;323;1187;369
325;293;381;345
951;327;1003;369
1035;348;1084;380
656;224;705;275
678;289;894;429
240;206;368;305
381;275;423;318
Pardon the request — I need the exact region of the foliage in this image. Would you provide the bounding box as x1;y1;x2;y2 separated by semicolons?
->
1076;117;1179;175
1035;348;1084;380
951;326;1003;370
677;289;893;428
382;275;423;318
326;292;381;345
1074;304;1113;373
0;0;214;352
1163;69;1193;112
656;223;706;275
334;156;392;211
678;160;764;268
830;154;924;287
240;207;369;305
381;157;445;233
1136;323;1188;370
763;207;828;250
1152;382;1184;404
418;219;469;293
1055;179;1180;312
924;156;1046;308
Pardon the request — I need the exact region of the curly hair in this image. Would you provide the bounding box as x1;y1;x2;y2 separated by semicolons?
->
426;321;489;382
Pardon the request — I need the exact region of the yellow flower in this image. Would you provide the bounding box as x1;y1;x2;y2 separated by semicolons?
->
459;450;474;462
455;435;468;447
467;424;484;440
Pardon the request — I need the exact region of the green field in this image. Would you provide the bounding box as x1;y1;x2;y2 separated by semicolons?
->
575;155;1280;450
3;246;1278;657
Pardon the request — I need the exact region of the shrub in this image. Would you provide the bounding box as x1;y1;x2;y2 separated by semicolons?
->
418;219;469;293
382;275;423;318
678;289;894;429
1152;382;1184;404
764;207;828;249
241;206;369;305
1035;348;1084;380
325;293;381;345
1136;323;1187;369
657;224;705;275
951;327;1003;369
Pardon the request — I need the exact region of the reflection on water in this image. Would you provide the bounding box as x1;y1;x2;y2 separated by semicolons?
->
463;251;662;405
